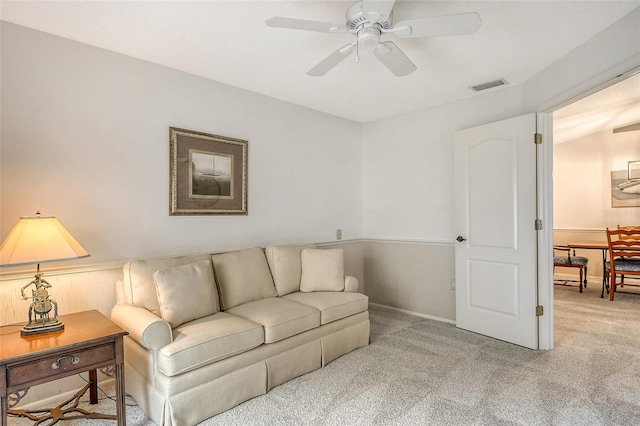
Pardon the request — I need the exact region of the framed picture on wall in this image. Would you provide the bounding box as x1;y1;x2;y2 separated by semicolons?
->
169;127;248;215
611;161;640;208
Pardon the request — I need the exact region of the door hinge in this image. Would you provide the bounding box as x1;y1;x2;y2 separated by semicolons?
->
535;219;543;230
536;305;544;316
534;133;542;144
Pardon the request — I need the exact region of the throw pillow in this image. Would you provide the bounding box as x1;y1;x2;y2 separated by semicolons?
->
211;247;278;310
123;254;211;316
300;248;345;292
153;259;219;328
265;244;317;296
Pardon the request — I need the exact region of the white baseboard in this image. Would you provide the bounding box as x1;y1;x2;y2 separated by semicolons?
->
554;272;597;281
369;302;456;325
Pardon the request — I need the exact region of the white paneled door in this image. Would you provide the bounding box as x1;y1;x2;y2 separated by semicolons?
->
454;113;538;349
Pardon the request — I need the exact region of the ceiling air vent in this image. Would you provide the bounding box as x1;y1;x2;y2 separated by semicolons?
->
470;78;508;92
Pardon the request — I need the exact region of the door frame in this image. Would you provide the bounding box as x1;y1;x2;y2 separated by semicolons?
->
537;112;554;350
536;64;640;350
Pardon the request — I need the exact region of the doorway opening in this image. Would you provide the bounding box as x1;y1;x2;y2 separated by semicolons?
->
551;71;640;343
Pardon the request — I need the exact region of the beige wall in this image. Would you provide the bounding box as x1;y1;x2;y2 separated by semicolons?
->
363;241;455;322
553;128;640;230
1;22;363;266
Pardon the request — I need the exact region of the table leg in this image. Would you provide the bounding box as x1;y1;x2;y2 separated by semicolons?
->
1;367;6;426
115;362;126;426
1;395;7;426
89;369;98;404
600;249;609;298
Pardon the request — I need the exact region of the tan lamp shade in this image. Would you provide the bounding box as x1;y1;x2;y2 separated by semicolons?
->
0;213;90;267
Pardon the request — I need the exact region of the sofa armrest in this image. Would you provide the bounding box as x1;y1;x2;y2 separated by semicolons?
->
111;304;173;350
344;275;359;292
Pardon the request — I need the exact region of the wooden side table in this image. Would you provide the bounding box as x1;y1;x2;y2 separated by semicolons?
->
0;310;129;426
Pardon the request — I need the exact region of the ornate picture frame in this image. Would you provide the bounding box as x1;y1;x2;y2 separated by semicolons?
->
169;127;248;215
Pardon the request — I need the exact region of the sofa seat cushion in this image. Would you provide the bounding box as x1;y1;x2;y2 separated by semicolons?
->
226;297;320;344
158;312;264;377
283;292;369;325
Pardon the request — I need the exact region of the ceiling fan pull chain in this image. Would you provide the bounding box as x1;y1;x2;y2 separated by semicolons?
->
355;36;360;63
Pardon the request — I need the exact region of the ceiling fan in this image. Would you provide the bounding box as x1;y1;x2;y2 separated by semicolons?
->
266;0;481;77
613;122;640;133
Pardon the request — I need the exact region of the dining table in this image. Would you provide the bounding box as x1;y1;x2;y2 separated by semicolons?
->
567;241;609;298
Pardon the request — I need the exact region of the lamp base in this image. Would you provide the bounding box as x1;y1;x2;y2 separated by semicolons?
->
21;320;64;336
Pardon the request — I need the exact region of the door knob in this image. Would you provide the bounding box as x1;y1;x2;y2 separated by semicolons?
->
456;236;466;242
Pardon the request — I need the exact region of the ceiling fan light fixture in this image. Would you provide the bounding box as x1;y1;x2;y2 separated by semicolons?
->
358;27;380;46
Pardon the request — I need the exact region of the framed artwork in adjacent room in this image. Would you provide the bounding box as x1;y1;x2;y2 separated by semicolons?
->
170;127;247;215
611;161;640;208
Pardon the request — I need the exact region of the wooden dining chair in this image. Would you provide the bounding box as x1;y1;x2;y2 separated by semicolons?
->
553;245;588;292
615;225;640;287
605;228;640;301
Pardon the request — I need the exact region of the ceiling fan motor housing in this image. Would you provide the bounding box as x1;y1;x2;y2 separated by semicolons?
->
346;1;393;31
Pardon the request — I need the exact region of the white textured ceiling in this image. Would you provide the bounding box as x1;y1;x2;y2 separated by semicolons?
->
555;72;640;143
0;1;638;123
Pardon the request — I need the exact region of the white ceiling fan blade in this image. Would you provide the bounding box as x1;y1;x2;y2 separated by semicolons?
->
362;0;396;24
373;41;416;77
613;122;640;133
266;17;347;33
393;12;481;38
307;44;354;77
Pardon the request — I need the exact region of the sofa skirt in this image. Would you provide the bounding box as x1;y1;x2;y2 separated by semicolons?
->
123;313;370;425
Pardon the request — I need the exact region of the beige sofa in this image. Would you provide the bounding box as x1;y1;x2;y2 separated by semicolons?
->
110;245;370;425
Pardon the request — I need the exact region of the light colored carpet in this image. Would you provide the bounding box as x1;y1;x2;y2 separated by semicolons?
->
9;284;640;425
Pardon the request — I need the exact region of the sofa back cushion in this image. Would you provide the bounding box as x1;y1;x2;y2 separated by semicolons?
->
211;247;278;310
300;248;345;292
123;254;211;315
153;260;220;329
265;244;317;296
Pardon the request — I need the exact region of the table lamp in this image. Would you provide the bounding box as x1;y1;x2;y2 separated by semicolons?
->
0;211;90;335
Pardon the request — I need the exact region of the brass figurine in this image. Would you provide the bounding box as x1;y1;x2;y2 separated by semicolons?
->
20;264;64;335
